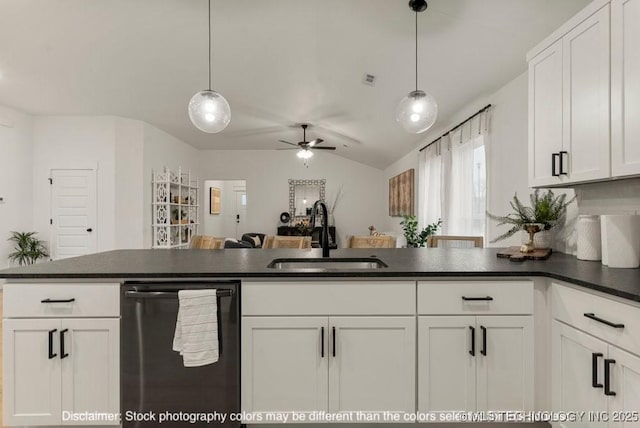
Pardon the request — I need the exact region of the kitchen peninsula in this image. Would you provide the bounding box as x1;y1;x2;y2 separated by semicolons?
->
1;248;639;427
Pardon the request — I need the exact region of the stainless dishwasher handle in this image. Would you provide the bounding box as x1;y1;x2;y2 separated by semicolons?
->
125;289;234;299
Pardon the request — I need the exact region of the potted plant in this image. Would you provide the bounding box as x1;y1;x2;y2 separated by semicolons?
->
487;189;576;248
8;231;49;266
400;215;442;248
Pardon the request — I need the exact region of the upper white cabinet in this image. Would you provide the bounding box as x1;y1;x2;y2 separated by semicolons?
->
611;0;640;176
528;2;611;187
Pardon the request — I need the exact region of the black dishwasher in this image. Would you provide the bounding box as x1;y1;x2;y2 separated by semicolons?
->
121;281;240;428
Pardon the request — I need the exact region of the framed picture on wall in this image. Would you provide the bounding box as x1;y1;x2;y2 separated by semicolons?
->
210;187;221;214
389;169;414;216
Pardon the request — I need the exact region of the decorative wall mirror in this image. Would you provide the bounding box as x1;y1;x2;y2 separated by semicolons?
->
288;179;326;219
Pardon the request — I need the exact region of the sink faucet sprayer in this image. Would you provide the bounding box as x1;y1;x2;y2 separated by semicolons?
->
310;200;331;258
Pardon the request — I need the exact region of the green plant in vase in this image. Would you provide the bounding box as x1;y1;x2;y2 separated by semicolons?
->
400;215;442;248
7;231;49;266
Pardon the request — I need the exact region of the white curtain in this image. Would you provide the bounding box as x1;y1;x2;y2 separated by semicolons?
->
419;111;489;237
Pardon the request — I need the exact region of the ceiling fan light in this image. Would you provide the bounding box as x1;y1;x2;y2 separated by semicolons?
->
396;90;438;133
188;90;231;133
297;149;313;159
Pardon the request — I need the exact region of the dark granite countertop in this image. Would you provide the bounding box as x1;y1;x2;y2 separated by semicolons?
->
1;248;639;303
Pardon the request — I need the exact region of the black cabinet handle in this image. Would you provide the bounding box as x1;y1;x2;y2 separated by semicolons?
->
584;313;625;329
480;326;487;356
559;151;568;175
48;329;57;359
86;228;93;232
552;153;560;177
332;327;336;358
469;326;475;356
592;353;603;388
41;298;76;304
320;327;325;358
462;296;493;301
60;328;69;359
604;359;616;396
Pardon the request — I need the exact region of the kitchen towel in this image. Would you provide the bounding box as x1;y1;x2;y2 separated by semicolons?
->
577;215;601;261
603;215;640;269
173;289;219;367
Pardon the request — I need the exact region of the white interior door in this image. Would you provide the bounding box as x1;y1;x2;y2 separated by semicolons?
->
234;189;246;239
61;319;119;425
609;345;640;428
50;169;97;259
418;316;476;413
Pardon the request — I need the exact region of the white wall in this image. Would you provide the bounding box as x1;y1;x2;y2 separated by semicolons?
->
0;105;34;268
197;150;387;248
203;180;246;239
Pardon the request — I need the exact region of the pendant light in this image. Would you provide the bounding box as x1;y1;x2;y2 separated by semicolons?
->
396;0;437;134
188;0;231;133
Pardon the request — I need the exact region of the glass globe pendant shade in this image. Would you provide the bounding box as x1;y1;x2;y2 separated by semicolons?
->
296;149;313;159
396;90;438;134
188;90;231;133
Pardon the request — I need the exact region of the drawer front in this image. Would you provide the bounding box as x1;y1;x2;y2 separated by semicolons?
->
551;283;640;356
417;281;533;315
242;281;415;316
3;283;120;318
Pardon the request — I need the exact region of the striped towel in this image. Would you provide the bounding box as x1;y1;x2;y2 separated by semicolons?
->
172;289;219;367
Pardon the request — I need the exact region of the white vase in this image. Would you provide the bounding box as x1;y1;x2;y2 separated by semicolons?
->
521;229;554;249
327;213;335;227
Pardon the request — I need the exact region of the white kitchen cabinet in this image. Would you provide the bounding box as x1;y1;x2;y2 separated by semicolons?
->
329;317;415;413
612;0;640;177
418;316;533;414
527;2;611;186
609;346;640;428
241;317;329;413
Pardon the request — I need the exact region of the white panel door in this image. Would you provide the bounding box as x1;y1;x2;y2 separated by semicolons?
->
234;189;246;240
3;319;62;426
60;319;119;425
329;317;415;413
528;39;564;187
562;5;611;183
418;316;476;413
609;346;640;428
552;321;608;428
476;316;533;412
241;317;328;413
50;169;97;259
612;0;640;177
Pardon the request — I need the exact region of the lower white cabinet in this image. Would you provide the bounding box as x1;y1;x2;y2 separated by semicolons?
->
418;315;533;413
242;316;415;414
3;318;119;426
552;320;640;428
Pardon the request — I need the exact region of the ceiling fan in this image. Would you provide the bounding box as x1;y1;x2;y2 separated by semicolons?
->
278;124;336;159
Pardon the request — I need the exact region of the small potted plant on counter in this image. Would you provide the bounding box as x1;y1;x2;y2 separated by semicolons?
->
400;215;442;248
487;189;575;250
7;231;49;266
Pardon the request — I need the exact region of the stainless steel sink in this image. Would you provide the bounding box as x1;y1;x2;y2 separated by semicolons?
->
267;257;388;270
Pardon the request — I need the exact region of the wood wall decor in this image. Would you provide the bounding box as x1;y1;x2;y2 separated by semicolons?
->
210;187;221;214
389;169;415;216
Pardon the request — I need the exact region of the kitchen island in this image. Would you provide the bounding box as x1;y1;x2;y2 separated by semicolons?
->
1;248;639;427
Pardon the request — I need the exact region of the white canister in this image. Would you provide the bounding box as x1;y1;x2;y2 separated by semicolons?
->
601;216;609;266
577;215;601;261
604;215;640;268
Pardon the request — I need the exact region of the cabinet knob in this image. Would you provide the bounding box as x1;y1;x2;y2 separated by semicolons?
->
86;228;93;232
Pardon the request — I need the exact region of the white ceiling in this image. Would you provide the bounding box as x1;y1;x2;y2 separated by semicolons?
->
0;0;589;169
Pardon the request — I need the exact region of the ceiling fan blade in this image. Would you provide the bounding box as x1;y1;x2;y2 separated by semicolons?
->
312;146;336;150
277;148;299;151
278;140;299;147
308;138;324;147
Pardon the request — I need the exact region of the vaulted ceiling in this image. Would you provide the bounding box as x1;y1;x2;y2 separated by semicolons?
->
0;0;589;168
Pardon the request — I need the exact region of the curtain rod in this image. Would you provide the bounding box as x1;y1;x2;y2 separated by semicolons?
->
418;104;492;152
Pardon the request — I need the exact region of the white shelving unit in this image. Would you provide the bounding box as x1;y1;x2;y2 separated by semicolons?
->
152;166;199;249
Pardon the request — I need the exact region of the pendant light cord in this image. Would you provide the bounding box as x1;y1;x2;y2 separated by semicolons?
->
415;10;418;92
208;0;212;90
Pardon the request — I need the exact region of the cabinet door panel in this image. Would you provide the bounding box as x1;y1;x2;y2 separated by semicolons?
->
418;316;476;413
562;5;611;182
552;321;608;428
528;39;564;187
3;319;62;426
61;319;119;425
329;317;415;413
241;317;328;413
476;316;533;412
612;0;640;177
609;346;640;428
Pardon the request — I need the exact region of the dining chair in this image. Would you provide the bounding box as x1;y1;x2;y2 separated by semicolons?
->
262;236;312;249
428;235;484;248
190;236;225;249
347;235;396;248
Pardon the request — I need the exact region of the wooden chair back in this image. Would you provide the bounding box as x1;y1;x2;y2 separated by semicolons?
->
428;235;484;248
190;236;225;249
263;236;312;249
347;235;396;248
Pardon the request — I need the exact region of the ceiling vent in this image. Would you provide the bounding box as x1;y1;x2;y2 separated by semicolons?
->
362;73;376;86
